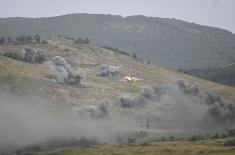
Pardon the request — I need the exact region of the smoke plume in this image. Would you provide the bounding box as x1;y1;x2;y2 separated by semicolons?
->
0;80;234;150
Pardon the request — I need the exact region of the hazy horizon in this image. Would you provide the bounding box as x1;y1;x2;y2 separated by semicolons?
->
1;0;235;33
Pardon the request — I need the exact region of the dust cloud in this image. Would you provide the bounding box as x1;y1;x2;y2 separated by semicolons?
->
0;80;234;150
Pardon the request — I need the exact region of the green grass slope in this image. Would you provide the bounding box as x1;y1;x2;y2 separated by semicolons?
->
1;37;235;104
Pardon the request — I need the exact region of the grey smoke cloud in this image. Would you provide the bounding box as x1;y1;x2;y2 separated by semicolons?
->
0;92;132;149
0;80;234;150
97;64;123;77
119;80;235;130
51;56;85;84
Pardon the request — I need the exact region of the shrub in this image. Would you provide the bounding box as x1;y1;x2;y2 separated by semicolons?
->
188;135;205;141
101;46;130;56
141;142;149;146
7;37;13;44
16;35;33;43
212;133;219;139
221;134;228;138
224;139;235;146
41;40;47;44
227;128;235;137
0;37;5;45
22;137;98;153
132;53;137;59
34;34;41;43
160;137;166;141
74;38;90;44
127;138;135;144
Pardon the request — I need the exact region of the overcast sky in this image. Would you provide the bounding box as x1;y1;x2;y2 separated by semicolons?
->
1;0;235;33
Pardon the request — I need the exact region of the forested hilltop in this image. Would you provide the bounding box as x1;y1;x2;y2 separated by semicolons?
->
1;13;235;69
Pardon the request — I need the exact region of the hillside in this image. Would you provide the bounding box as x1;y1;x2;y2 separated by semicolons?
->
1;38;235;103
186;63;235;86
0;13;235;69
1;38;235;154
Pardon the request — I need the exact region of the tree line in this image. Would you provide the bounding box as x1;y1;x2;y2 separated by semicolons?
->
0;34;47;45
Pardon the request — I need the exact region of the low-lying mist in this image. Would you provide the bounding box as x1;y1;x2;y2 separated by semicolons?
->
0;92;125;150
0;80;234;150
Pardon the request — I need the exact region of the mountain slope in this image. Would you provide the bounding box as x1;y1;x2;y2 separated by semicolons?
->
0;13;235;69
1;38;235;154
0;37;235;104
186;62;235;86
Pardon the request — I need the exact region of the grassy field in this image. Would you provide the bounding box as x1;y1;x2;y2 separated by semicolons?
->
17;138;235;155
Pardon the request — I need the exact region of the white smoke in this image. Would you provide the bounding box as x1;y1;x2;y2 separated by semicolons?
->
98;64;123;76
51;56;85;84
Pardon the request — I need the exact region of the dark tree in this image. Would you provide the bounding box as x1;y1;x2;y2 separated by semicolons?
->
212;133;219;139
132;53;137;59
25;35;33;42
15;35;33;43
42;40;48;44
74;38;82;44
83;38;90;44
34;34;41;42
160;137;166;141
74;38;90;44
127;138;135;143
0;37;6;45
7;37;13;44
16;35;26;43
